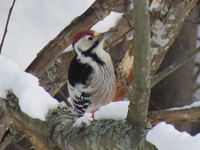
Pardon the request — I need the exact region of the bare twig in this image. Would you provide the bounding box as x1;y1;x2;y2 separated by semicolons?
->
151;46;200;88
194;62;200;81
148;106;200;125
0;0;16;54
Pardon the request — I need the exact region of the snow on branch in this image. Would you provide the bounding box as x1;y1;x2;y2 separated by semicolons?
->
1;54;200;125
147;122;200;150
1;55;200;149
0;55;58;120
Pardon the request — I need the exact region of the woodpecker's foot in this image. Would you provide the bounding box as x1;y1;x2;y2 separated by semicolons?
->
90;110;97;118
73;113;93;127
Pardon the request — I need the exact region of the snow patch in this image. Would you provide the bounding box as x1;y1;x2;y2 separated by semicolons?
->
152;19;169;47
169;101;200;111
169;15;175;20
151;47;158;57
0;55;59;120
127;35;133;41
164;45;169;51
169;34;174;38
73;100;130;127
150;1;161;11
166;23;172;28
63;44;73;53
91;11;123;32
147;122;200;150
94;101;129;120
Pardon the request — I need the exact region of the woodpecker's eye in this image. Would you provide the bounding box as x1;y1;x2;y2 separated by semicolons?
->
88;36;94;41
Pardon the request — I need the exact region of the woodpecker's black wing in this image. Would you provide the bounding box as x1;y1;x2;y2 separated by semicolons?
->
68;56;94;114
68;56;94;87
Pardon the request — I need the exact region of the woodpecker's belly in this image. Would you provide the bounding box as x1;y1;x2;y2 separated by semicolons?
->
68;62;116;114
86;64;116;112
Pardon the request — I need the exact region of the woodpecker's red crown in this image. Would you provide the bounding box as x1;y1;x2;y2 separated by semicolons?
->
72;30;95;47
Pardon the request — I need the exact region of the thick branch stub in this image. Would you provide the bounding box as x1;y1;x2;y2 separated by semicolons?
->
47;112;136;150
148;106;200;125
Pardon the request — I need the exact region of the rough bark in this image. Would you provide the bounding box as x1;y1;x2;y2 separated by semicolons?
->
0;97;53;150
150;0;198;75
150;5;198;133
40;51;75;96
149;107;200;125
126;0;151;128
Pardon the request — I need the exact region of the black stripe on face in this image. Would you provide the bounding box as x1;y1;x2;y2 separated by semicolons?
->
81;41;105;65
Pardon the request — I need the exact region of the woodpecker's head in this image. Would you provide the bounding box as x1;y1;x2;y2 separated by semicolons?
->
72;29;117;54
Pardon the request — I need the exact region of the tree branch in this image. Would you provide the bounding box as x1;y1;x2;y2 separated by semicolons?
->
150;0;198;74
2;93;200;150
114;0;198;100
0;97;55;150
0;0;16;54
47;112;135;150
126;0;151;127
148;106;200;125
151;46;200;87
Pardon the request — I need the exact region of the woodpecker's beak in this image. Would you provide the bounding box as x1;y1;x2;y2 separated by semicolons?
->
98;29;118;41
